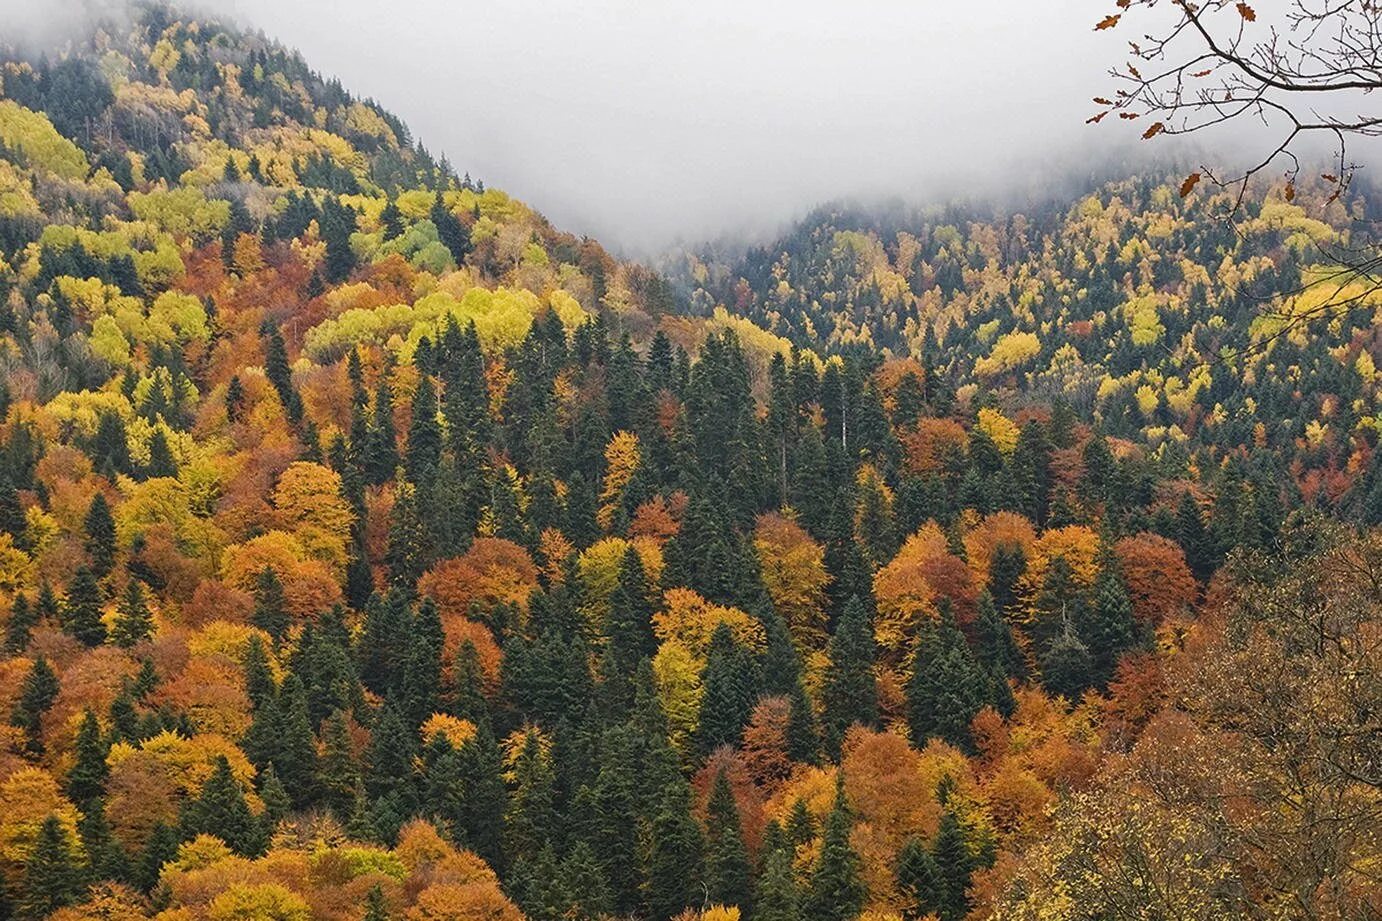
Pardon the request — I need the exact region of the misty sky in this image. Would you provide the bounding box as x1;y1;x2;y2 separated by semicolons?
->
192;0;1136;253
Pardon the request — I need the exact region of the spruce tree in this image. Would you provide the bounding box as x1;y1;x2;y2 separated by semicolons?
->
63;566;107;646
696;623;759;755
755;841;801;921
503;728;557;860
430;192;472;265
600;548;658;718
819;597;877;757
181;755;263;855
454;721;506;870
905;604;988;751
84;493;117;578
67;709;109;805
252;567;289;640
17;816;81;920
806;780;865;921
405;372;443;483
318;709;362;820
138;822;180;892
401;598;444;728
12;655;59;755
112;578;153;647
705;767;752;911
974;591;1025;683
558;841;613;920
1041;621;1095;701
274;675;319;808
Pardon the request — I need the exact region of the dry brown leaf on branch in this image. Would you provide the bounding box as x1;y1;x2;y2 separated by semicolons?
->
1236;3;1256;21
1096;14;1121;30
1142;121;1165;139
1179;172;1201;197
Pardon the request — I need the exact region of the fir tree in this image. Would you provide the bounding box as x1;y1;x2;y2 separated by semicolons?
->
138;822;180;892
17;816;81;920
931;811;974;921
318;709;362;819
405;372;443;483
503;728;557;860
755;841;801;921
3;592;35;655
806;779;865;921
1041;621;1095;701
696;623;759;755
1080;559;1137;687
67;709;109;805
401;598;444;728
12;655;59;755
62;566;107;647
182;755;263;855
819;597;877;757
252;567;289;641
905;603;988;751
112;578;153;647
431;192;472;265
83;492;117;578
705;767;752;911
896;836;942;921
643;770;704;921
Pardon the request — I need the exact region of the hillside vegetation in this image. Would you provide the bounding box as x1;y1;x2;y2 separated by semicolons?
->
0;5;1376;921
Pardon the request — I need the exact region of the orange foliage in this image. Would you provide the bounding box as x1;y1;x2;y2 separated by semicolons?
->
963;511;1038;587
1114;533;1198;624
901;418;968;476
418;538;539;622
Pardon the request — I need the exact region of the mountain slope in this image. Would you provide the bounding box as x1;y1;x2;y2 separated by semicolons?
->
0;5;1377;921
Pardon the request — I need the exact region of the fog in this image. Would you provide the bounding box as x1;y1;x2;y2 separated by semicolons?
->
2;0;1342;254
218;0;1140;252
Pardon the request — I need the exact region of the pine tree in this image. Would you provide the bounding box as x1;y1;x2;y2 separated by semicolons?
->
78;796;128;884
705;767;752;911
17;816;81;920
430;192;472;265
3;592;35;655
62;566;107;646
12;655;59;755
252;567;289;640
454;721;506;870
365;370;399;485
1081;559;1137;687
112;578;153;647
84;492;117;578
600;548;658;718
558;841;612;920
905;604;987;751
274;675;319;808
145;427;178;478
67;709;109;805
931;811;973;921
181;755;262;855
974;591;1025;682
896;836;942;921
806;779;865;921
820;597;877;757
696;623;759;755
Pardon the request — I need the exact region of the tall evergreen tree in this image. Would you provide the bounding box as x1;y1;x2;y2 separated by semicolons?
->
17;816;81;920
696;623;759;755
112;578;153;647
819;597;877;757
896;835;942;921
3;592;35;655
806;779;865;921
67;709;109;805
181;755;262;855
252;567;289;641
12;655;59;755
705;767;752;911
62;566;107;646
83;492;117;578
905;604;988;751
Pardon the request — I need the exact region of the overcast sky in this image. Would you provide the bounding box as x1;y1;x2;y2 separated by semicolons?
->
188;0;1138;253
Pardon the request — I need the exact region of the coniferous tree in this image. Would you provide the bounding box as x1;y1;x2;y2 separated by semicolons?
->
696;623;759;755
1081;559;1138;687
401;598;444;727
318;709;362;820
760;611;820;763
364;884;391;921
17;816;81;920
755;839;801;921
896;835;942;921
1042;621;1095;701
182;755;262;855
806;779;865;921
643;768;704;921
974;591;1025;683
431;192;472;265
600;548;658;717
931;811;974;921
4;592;35;655
504;728;557;861
252;567;289;640
112;578;153;647
705;767;752;912
905;603;988;751
405;371;442;483
138;822;180;892
62;566;107;646
819;597;877;757
67;709;109;805
274;675;319;808
454;720;507;870
84;492;117;578
12;655;59;755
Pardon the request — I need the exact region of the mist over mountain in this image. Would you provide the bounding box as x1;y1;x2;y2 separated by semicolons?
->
0;3;1377;920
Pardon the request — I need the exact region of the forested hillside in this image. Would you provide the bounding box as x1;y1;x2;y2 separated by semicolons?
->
0;5;1376;921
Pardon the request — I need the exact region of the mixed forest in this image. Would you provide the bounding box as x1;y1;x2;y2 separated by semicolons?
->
0;5;1377;921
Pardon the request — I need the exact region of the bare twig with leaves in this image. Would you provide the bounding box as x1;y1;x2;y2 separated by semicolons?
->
1089;0;1382;360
